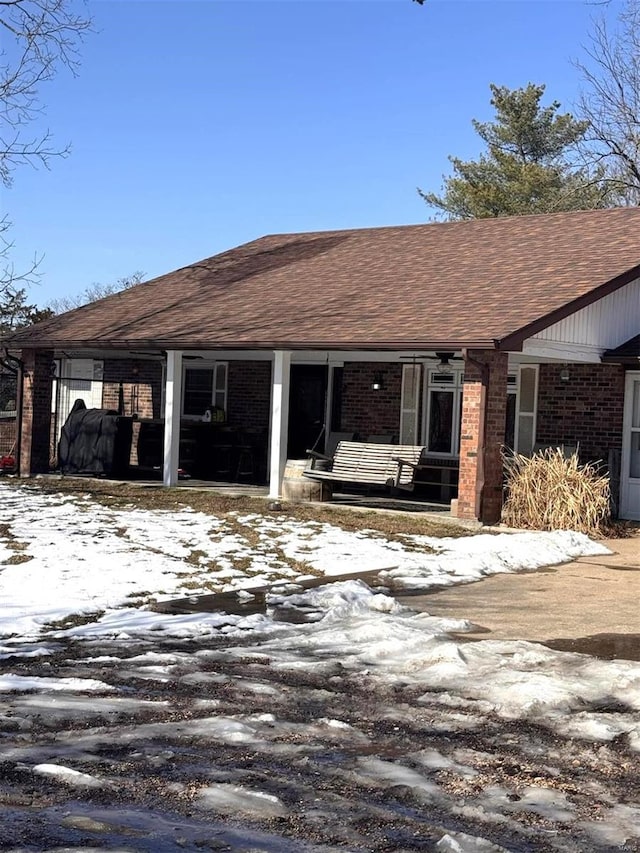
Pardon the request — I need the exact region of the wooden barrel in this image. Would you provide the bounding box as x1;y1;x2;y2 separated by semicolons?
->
281;459;332;502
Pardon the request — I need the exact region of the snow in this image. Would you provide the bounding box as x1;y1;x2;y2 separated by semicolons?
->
0;673;112;692
0;483;609;643
196;783;288;817
0;481;638;851
32;762;104;787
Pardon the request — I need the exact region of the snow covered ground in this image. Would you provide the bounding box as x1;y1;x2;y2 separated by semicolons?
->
0;480;639;852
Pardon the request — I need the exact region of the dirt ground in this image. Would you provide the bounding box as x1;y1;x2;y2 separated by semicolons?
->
2;622;640;852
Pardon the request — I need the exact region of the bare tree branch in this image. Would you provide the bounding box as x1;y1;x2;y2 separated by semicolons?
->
575;0;640;204
0;1;90;322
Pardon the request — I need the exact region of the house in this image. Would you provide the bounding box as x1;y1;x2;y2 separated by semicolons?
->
6;207;640;523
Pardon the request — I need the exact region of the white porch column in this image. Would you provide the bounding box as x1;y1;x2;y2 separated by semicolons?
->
163;350;183;487
268;350;291;499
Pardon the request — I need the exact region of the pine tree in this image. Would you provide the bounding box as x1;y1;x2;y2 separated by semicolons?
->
420;84;611;219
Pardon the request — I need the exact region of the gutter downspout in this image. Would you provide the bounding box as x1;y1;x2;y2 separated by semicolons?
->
462;348;490;522
1;349;24;475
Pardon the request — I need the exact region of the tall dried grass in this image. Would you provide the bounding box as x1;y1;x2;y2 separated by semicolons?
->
502;447;611;537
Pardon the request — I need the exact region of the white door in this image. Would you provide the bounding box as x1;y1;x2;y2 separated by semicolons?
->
620;371;640;521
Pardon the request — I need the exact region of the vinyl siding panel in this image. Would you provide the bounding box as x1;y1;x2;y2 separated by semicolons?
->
534;276;640;349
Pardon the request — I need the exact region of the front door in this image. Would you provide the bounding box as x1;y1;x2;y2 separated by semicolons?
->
287;365;328;458
621;371;640;521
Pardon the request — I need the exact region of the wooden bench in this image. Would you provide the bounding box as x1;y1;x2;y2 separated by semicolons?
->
304;441;426;491
399;454;459;500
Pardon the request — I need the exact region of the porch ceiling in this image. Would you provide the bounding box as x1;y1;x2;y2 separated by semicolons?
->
8;207;640;353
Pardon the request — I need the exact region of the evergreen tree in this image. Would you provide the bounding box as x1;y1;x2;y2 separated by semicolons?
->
420;84;611;219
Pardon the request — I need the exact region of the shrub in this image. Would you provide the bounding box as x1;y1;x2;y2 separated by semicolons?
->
502;447;610;537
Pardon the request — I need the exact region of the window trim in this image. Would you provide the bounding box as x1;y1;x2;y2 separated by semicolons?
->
513;365;539;456
181;360;228;420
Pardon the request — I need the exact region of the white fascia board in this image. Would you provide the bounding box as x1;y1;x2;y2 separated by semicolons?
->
519;338;603;363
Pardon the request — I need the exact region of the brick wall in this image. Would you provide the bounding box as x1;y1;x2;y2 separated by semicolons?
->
20;349;54;476
227;361;272;430
339;363;402;438
536;363;625;462
102;359;163;419
458;351;508;524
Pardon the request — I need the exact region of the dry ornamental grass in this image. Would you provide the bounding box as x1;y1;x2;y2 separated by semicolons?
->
502;447;611;537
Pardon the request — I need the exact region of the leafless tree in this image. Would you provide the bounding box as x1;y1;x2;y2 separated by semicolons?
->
47;272;146;314
1;1;91;331
576;0;640;204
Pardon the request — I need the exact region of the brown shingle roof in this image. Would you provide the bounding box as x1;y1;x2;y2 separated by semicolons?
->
9;207;640;352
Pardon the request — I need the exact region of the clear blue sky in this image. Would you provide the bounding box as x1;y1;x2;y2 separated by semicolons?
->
5;0;624;306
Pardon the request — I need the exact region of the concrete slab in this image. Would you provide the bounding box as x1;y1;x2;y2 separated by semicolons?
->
397;535;640;651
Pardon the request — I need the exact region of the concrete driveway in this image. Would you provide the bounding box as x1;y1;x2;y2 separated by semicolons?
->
397;534;640;659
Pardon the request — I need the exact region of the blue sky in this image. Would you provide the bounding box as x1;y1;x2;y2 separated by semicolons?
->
5;0;623;305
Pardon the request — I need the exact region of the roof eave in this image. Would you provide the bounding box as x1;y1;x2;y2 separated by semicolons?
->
5;337;501;353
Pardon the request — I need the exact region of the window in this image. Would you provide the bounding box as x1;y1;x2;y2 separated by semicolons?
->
182;362;227;418
505;374;517;450
514;366;538;455
423;369;464;456
504;367;539;454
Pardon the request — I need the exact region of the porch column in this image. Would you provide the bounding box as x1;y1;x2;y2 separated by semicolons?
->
163;350;183;487
268;350;291;499
458;350;508;524
19;348;54;477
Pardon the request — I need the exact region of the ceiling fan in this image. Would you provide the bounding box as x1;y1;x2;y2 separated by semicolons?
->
398;351;464;375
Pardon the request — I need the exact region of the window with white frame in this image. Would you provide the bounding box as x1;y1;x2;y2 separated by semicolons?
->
182;362;228;418
502;367;539;455
513;365;538;455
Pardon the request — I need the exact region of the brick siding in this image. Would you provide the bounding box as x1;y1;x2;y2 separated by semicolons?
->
102;359;163;419
20;349;54;476
339;363;402;438
227;361;272;430
458;351;508;524
536;363;625;462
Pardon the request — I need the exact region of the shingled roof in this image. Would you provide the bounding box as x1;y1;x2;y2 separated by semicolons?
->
9;207;640;352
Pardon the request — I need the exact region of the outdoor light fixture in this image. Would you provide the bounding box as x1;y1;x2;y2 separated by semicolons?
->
372;371;384;391
560;365;570;382
435;352;454;375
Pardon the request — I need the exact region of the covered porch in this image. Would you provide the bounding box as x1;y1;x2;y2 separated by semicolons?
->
17;344;554;524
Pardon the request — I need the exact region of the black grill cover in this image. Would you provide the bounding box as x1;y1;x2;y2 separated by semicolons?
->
58;399;133;476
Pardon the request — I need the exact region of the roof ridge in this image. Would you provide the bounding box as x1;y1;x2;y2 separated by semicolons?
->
260;206;640;240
